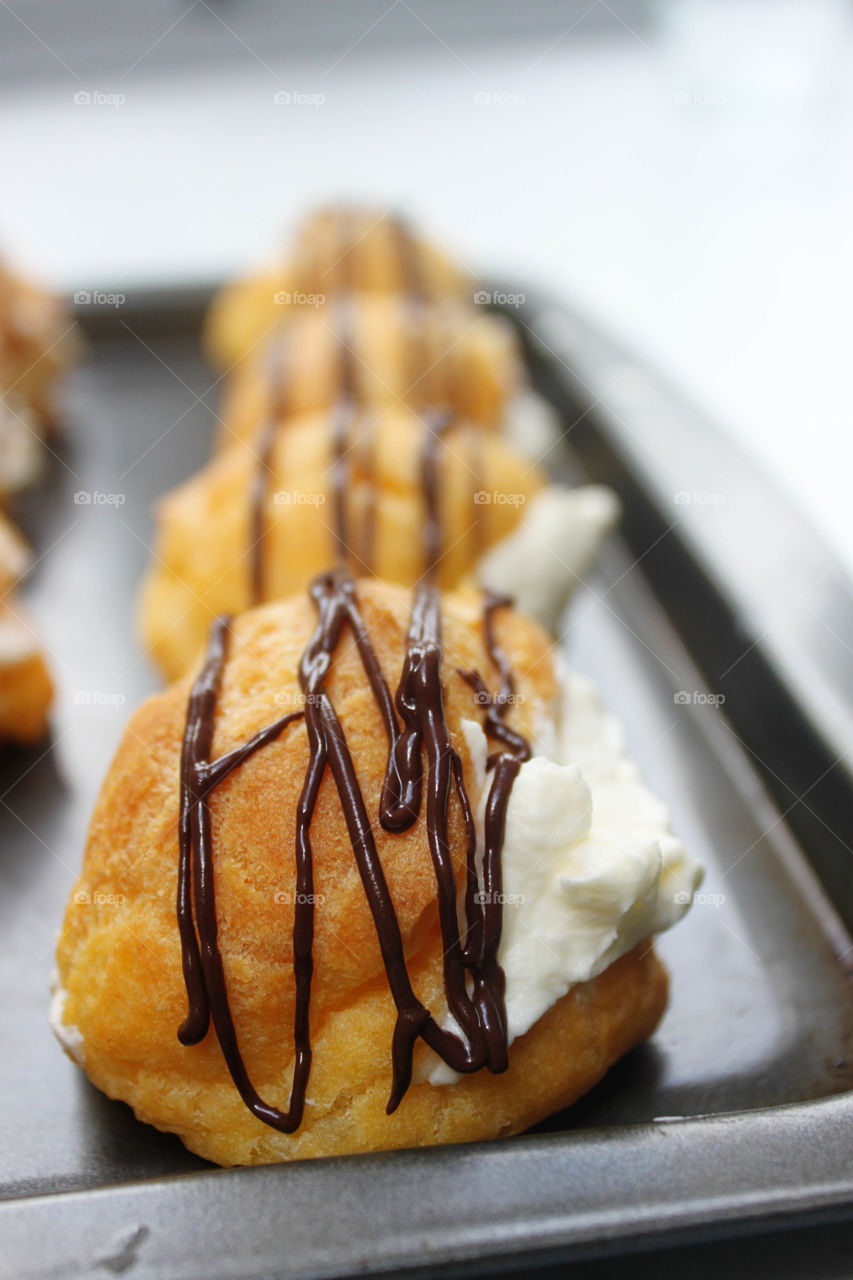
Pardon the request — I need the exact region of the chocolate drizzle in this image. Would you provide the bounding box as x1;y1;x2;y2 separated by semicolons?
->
330;295;359;563
177;573;530;1131
420;407;455;580
248;347;290;606
460;591;531;766
248;210;474;597
190;212;532;1132
392;212;431;406
391;211;424;302
177;616;308;1131
248;417;278;605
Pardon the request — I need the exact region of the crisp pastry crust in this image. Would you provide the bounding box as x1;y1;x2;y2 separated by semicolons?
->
0;259;77;425
137;410;546;681
216;295;519;448
55;582;667;1166
205;206;470;370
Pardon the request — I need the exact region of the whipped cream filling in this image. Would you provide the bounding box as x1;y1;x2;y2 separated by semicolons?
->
500;388;563;463
477;483;620;633
49;968;85;1065
424;665;703;1085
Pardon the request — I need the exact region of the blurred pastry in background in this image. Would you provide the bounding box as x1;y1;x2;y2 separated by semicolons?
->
0;250;80;744
216;294;520;448
138;407;616;681
0;512;53;745
0;251;80;742
0;602;53;746
0;397;45;497
0;510;32;598
205;206;470;370
0;506;32;596
0;256;78;428
145;199;617;681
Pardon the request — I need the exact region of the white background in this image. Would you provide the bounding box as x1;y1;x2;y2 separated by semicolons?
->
2;0;852;571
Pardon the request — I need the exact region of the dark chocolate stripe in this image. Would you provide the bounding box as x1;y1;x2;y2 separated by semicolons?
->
329;211;361;565
248;337;291;605
248;416;279;606
177;616;308;1132
177;573;531;1131
247;211;472;595
420;407;455;583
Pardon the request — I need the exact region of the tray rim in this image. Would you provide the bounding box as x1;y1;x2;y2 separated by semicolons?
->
1;1091;852;1279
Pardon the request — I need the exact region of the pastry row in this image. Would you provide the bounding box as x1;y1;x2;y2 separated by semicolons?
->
53;206;702;1167
139;207;618;680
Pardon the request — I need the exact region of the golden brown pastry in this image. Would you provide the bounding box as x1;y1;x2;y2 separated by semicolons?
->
53;576;692;1166
0;257;77;741
0;258;77;426
0;512;53;744
216;294;519;449
205;206;470;371
0;599;53;744
0;397;44;497
0;509;31;593
138;408;545;681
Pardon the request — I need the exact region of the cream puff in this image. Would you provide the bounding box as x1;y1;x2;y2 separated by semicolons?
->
0;256;77;426
216;294;520;448
138;405;615;682
205;206;470;371
0;514;52;744
54;574;700;1166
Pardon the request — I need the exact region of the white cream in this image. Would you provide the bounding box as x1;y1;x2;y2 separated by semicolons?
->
477;484;620;633
426;667;702;1085
500;388;563;463
49;969;85;1065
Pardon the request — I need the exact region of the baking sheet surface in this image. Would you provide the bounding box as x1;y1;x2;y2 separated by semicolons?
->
1;298;851;1271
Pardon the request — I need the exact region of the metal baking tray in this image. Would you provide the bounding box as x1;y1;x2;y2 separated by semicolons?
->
1;286;851;1279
